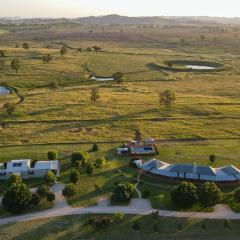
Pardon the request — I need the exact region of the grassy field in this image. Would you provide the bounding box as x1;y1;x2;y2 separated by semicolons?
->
1;214;240;240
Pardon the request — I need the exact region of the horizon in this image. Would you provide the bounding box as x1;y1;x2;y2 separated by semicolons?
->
1;0;240;18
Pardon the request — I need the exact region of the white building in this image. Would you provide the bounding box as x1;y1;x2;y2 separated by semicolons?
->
0;159;60;180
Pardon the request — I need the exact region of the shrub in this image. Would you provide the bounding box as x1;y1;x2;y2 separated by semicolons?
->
95;157;106;168
2;182;32;213
132;221;140;230
197;182;222;207
30;193;41;207
209;154;216;164
114;213;124;222
45;171;56;186
37;185;50;197
70;169;80;184
8;174;22;186
86;161;95;176
94;184;102;192
111;182;135;203
62;183;77;197
47;192;55;202
22;43;30;49
171;182;197;209
142;189;151;198
47;151;58;160
233;188;240;202
71;151;89;166
91;143;99;152
130;158;139;168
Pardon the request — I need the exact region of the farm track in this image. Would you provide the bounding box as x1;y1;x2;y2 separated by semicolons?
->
0;84;25;105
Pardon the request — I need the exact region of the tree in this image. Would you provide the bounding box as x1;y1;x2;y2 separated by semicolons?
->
47;151;58;160
30;193;41;207
111;182;135;203
91;143;99;152
22;43;30;49
44;171;56;186
134;129;142;142
113;72;123;83
60;46;68;57
71;151;89;166
11;58;20;74
2;182;32;213
159;90;175;107
95;157;106;168
209;154;216;164
132;221;140;230
0;50;5;58
49;81;58;92
3;102;15;116
86;161;95;176
234;188;240;202
92;45;101;52
171;182;197;209
62;183;77;197
47;192;55;202
114;213;124;222
37;185;50;197
197;182;222;207
42;54;52;63
70;169;80;184
8;174;22;186
90;88;100;104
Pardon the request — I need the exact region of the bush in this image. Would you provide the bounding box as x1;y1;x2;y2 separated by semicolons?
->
111;182;135;203
22;43;30;49
70;169;80;184
114;213;124;222
47;151;58;160
62;183;77;197
197;182;222;207
132;221;140;230
8;174;22;186
91;143;99;152
171;182;197;209
88;216;111;229
142;189;151;198
2;182;32;213
130;158;139;168
95;157;106;168
47;192;55;202
86;161;95;176
71;151;89;166
209;154;216;164
233;188;240;202
37;185;50;197
30;193;41;207
45;171;56;186
94;184;102;192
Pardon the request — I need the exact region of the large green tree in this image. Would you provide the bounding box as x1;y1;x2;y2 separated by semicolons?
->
159;90;175;107
111;182;135;203
71;151;89;166
2;182;32;213
171;182;197;209
197;182;222;206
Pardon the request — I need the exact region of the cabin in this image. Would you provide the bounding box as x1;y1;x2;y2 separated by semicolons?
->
0;159;60;180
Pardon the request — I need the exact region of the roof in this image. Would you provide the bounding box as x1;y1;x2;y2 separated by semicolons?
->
196;166;216;176
221;166;240;175
169;164;194;173
34;160;59;170
6;159;31;172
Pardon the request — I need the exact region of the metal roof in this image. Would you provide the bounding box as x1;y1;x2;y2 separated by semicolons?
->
169;164;194;173
221;166;240;176
196;166;216;176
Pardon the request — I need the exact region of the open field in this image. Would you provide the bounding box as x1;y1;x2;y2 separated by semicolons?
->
2;214;240;240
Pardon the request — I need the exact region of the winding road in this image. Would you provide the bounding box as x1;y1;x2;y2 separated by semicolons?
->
1;183;240;226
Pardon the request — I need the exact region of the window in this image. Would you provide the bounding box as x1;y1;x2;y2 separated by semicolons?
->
13;163;22;167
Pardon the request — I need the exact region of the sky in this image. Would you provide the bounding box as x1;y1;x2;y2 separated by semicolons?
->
1;0;240;18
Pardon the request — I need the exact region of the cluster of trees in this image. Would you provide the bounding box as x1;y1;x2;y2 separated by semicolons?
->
2;174;55;214
111;182;136;203
171;181;222;209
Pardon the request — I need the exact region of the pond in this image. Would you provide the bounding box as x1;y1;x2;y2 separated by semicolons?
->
0;86;10;94
185;65;216;70
91;76;115;81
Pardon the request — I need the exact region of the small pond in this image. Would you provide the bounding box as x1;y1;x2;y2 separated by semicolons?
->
0;86;10;95
185;65;216;70
91;76;115;81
